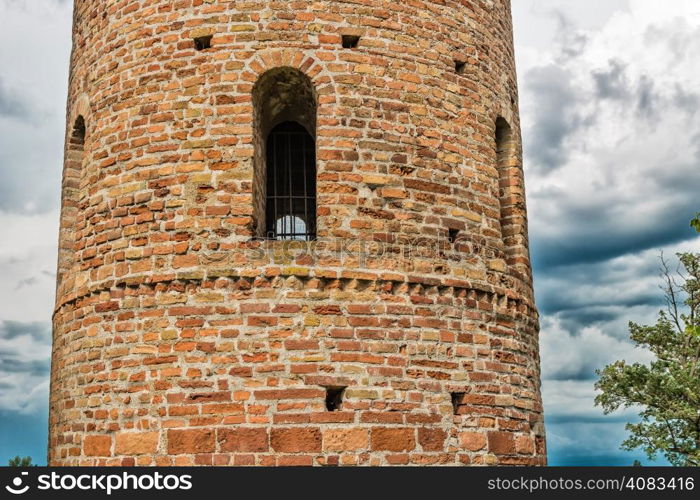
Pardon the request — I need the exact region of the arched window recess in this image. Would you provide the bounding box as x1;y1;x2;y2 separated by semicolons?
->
57;114;87;287
252;67;318;241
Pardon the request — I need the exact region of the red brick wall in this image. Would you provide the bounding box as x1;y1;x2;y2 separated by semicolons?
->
50;0;546;466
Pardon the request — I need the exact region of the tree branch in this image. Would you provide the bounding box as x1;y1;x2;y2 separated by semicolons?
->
660;253;684;335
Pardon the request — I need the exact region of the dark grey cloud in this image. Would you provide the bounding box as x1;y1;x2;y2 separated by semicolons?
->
546;421;660;465
547;413;632;425
523;8;700;290
0;321;50;342
554;308;622;329
542;302;656;327
15;277;39;290
0;76;32;120
0;320;52;413
523;65;591;174
536;246;691;385
592;60;629;100
498;0;692;465
636;75;658;119
672;84;700;111
537;248;663;297
0;1;71;215
591;60;661;120
553;11;589;62
546;364;600;383
540;318;650;381
0;357;49;377
550;453;650;467
530;195;698;270
0;136;63;214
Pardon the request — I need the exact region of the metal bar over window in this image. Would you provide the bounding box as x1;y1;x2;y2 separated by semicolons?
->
265;121;317;241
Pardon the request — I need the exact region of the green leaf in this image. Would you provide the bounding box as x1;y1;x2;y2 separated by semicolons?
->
595;243;700;467
8;456;35;467
692;214;700;233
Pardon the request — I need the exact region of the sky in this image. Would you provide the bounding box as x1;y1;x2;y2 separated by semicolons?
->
0;0;699;466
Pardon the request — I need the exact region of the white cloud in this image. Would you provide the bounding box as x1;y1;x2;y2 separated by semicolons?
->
0;211;58;416
516;0;700;464
0;375;49;414
0;212;59;321
0;1;70;418
520;1;700;268
0;321;51;413
543;380;650;464
542;380;637;422
541;318;654;382
0;0;697;467
0;0;72;213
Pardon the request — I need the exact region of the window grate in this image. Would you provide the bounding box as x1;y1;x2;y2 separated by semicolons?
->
265;121;317;241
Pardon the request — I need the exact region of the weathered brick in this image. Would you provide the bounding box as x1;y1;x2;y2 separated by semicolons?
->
50;0;545;468
417;428;447;452
115;432;159;455
271;428;322;453
459;432;487;452
488;431;516;455
167;429;215;454
218;428;269;453
515;435;535;455
84;435;111;457
370;428;416;452
322;428;369;452
254;389;325;400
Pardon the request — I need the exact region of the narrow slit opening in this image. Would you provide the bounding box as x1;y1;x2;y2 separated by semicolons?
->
496;116;516;265
193;35;213;51
451;392;466;415
448;228;460;244
325;386;346;411
342;35;360;49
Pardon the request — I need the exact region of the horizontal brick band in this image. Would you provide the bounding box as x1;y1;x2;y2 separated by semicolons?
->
51;0;545;466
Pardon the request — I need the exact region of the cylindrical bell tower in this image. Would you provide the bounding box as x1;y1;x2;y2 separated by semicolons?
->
50;0;546;466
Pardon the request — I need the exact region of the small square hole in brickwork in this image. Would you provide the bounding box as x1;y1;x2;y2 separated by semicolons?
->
451;392;466;415
325;386;346;411
448;228;460;244
454;60;467;74
193;34;213;51
342;35;360;49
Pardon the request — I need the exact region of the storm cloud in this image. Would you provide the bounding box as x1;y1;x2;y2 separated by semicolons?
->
516;0;700;465
0;0;699;466
0;76;33;120
0;320;51;414
0;0;70;214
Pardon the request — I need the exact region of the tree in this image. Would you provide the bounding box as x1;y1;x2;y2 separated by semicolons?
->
595;216;700;467
8;456;35;467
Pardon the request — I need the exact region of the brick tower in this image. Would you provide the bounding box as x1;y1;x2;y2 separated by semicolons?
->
50;0;546;466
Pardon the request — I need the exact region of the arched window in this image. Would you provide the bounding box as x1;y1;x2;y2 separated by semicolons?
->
57;115;86;286
265;121;316;240
495;117;519;265
252;67;317;241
